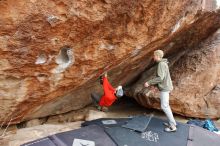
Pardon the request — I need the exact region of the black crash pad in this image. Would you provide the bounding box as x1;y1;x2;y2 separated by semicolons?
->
187;125;220;146
82;118;130;128
21;125;116;146
105;117;190;146
105;126;159;146
21;116;220;146
122;115;152;132
146;117;189;146
51;125;116;146
21;137;57;146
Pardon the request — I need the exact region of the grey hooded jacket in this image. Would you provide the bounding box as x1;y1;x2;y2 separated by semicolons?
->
147;59;173;91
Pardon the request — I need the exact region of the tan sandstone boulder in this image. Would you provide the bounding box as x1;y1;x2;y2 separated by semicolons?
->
0;0;219;124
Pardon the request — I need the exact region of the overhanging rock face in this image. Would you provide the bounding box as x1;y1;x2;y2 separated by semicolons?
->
0;0;220;124
128;24;220;119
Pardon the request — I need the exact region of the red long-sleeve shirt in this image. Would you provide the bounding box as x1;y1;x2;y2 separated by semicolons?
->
99;77;116;107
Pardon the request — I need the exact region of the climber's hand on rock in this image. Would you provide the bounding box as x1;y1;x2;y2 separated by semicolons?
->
144;82;149;87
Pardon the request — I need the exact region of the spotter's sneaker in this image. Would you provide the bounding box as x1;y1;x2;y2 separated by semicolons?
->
164;125;177;132
163;122;178;127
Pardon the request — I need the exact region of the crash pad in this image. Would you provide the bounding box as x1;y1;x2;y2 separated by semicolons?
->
21;116;220;146
146;117;189;146
21;137;57;146
105;117;190;146
51;125;116;146
122;115;152;132
81;118;130;128
105;126;159;146
187;125;220;146
21;125;116;146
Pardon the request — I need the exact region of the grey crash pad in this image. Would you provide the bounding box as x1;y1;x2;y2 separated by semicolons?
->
21;137;57;146
122;115;152;132
82;118;130;128
21;125;116;146
105;117;189;146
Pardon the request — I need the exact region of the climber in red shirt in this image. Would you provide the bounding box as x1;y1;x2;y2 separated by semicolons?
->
91;72;123;112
